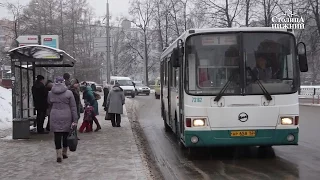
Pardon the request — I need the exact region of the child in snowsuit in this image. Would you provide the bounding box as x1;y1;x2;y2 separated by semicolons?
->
79;102;97;133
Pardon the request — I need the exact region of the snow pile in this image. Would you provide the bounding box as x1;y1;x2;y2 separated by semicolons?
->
0;87;12;130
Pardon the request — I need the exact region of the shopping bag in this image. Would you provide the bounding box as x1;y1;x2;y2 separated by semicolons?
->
67;126;78;152
105;112;111;120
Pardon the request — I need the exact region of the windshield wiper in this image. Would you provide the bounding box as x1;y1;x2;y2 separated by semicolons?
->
214;69;239;102
246;67;272;101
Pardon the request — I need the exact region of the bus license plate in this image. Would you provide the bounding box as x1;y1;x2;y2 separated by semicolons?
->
230;130;256;137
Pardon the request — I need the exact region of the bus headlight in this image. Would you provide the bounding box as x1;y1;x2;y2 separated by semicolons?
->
281;117;293;125
193;119;205;126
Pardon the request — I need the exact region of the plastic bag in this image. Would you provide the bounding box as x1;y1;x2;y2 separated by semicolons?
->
67;126;78;152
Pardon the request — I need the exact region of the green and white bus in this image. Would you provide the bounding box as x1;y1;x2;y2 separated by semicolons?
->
160;27;308;148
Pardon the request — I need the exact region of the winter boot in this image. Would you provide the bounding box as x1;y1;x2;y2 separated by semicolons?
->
56;149;62;163
62;147;68;159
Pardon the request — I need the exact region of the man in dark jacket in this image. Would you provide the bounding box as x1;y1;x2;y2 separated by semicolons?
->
32;75;48;134
102;86;110;111
63;73;71;88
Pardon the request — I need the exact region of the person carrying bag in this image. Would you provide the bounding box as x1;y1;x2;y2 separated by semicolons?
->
67;125;78;152
102;86;111;120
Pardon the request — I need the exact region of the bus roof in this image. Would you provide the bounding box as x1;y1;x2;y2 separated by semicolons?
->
161;27;293;59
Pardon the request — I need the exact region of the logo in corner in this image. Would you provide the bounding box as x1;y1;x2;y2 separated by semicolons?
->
238;112;248;122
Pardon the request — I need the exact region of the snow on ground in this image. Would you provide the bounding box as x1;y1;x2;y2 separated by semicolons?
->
0;87;12;130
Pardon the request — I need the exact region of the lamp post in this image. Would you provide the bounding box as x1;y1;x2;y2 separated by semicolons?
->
105;1;110;83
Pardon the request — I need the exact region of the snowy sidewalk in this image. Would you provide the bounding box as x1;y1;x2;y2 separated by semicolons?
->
0;97;149;180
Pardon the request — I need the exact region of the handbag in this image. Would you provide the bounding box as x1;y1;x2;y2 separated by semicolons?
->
67;126;78;152
94;92;101;100
105;112;111;120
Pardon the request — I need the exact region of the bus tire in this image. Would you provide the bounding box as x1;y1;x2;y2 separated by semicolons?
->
131;93;135;98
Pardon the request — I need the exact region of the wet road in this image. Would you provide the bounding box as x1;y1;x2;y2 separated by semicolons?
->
130;95;320;180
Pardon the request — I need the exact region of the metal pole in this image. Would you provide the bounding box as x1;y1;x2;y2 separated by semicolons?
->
106;1;111;83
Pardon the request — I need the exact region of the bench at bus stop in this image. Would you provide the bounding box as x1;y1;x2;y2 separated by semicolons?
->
12;108;41;139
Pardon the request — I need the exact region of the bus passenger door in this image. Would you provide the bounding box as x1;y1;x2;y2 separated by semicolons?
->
166;59;172;126
163;59;170;125
170;68;178;134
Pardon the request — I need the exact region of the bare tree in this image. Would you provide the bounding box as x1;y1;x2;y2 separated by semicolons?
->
198;0;241;27
129;0;156;85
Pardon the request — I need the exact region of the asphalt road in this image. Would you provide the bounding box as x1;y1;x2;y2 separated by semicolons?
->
130;95;320;180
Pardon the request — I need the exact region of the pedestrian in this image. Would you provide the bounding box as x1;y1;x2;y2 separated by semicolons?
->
83;85;101;131
106;82;125;127
47;77;78;163
102;86;110;111
79;101;97;133
91;83;97;92
70;79;81;119
63;73;71;88
45;80;53;131
31;75;49;134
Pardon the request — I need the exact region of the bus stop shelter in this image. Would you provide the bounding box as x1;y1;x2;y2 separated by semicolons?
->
8;45;76;139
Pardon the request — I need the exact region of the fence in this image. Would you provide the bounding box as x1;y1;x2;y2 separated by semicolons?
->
299;86;320;104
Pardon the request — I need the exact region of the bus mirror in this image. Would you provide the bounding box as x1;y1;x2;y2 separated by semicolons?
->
297;42;308;72
172;48;180;68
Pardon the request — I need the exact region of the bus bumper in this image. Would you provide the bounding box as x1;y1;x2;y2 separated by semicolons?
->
184;128;299;147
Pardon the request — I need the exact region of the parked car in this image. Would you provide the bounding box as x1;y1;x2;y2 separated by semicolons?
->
134;82;150;95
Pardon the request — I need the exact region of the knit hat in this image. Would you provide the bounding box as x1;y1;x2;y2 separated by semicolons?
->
55;76;65;83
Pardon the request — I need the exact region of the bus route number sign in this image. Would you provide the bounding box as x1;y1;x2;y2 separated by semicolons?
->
192;97;202;103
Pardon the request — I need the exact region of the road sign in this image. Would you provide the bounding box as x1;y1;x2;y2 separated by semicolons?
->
16;35;39;46
41;35;59;49
94;37;107;53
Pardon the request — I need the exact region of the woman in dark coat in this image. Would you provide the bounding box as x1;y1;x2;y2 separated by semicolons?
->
70;79;81;119
102;86;110;111
48;77;78;163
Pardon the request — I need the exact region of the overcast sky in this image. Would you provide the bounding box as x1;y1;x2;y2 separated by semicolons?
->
0;0;130;21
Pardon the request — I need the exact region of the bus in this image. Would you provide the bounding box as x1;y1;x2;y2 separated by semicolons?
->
160;27;308;149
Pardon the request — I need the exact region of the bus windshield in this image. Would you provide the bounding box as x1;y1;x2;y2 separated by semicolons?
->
185;32;298;96
116;80;133;86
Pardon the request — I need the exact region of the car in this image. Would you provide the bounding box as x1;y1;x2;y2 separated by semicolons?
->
134;82;150;95
107;76;136;98
96;84;103;92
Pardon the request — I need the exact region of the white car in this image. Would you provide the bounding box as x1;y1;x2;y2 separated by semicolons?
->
107;76;136;98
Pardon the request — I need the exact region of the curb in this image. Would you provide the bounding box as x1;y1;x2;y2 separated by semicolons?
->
299;103;320;107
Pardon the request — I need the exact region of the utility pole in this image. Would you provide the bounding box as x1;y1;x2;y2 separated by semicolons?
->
106;1;111;83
